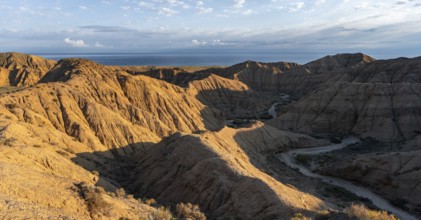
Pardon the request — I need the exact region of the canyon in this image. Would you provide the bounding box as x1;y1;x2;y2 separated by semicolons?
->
0;52;419;219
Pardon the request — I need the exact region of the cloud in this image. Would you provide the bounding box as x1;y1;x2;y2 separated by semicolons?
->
289;2;305;12
192;39;207;46
157;7;178;16
95;42;105;48
79;25;134;33
212;39;237;46
64;37;88;47
194;0;212;14
241;9;254;15
79;5;88;10
234;0;246;8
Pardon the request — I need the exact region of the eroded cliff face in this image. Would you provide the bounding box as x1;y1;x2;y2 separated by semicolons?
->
1;58;224;153
268;82;421;141
269;56;421;141
0;52;56;86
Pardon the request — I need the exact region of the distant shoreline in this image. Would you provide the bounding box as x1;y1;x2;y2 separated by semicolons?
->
31;52;321;66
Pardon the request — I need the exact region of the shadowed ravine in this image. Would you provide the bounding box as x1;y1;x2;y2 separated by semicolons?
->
276;137;418;220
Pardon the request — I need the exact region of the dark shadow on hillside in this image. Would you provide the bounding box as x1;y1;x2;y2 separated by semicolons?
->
71;142;156;191
230;123;384;214
72;134;326;219
196;88;274;120
126;68;212;87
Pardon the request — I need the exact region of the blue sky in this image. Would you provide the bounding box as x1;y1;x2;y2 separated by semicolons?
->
1;0;421;58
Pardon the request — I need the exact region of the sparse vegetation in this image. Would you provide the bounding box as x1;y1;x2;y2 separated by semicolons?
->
175;202;206;220
314;210;330;220
91;170;100;176
324;186;372;204
0;86;22;95
64;147;76;154
295;154;311;165
290;213;311;220
115;188;126;197
1;137;17;146
344;204;398;220
145;198;158;206
56;150;70;157
74;182;111;218
151;207;174;220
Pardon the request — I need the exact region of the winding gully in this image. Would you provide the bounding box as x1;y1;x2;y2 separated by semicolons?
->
276;137;418;220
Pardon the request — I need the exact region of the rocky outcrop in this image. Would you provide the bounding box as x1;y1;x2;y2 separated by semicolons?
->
0;52;56;86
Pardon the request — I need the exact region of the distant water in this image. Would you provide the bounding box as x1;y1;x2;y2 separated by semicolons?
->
36;53;322;66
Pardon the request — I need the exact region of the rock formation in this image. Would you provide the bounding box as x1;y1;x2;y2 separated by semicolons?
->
0;52;56;86
268;56;421;141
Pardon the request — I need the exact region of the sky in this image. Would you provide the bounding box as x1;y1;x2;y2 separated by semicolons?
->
1;0;421;58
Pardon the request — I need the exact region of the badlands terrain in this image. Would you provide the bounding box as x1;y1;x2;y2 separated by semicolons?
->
0;52;420;219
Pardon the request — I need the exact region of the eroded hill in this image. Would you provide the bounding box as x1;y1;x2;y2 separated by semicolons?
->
0;52;56;87
1;52;419;219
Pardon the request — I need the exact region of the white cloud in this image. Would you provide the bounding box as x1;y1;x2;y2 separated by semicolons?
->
242;9;254;15
95;42;105;48
192;39;207;46
120;6;131;10
234;0;246;8
289;2;305;12
138;1;154;8
64;37;88;47
212;39;237;46
157;7;178;16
